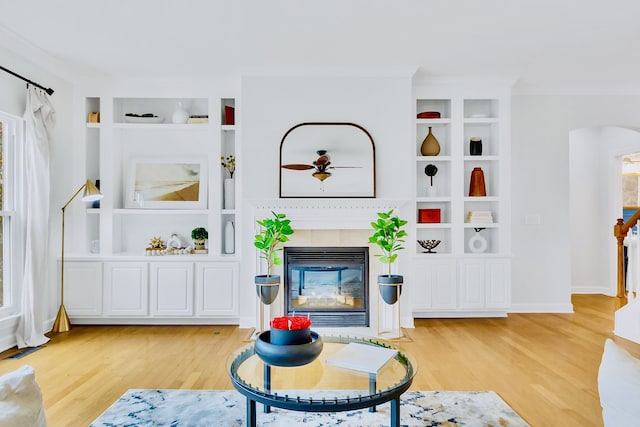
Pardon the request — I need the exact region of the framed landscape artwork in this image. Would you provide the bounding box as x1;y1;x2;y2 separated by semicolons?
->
125;158;208;209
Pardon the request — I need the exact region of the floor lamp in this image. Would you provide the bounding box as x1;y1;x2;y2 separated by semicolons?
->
52;179;103;333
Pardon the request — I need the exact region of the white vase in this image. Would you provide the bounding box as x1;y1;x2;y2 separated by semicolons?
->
468;232;488;253
171;102;189;124
224;178;235;209
224;221;235;254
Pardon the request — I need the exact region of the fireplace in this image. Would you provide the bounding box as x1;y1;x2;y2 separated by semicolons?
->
283;246;369;327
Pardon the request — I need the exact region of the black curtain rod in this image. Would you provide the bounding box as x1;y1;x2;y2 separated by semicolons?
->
0;65;54;95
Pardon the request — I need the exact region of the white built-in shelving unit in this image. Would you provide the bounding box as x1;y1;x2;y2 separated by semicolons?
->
62;94;241;324
410;87;512;317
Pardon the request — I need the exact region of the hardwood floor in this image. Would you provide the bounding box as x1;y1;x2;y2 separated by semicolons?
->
0;294;637;426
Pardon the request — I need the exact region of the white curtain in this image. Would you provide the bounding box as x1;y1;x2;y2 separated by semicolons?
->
16;86;55;348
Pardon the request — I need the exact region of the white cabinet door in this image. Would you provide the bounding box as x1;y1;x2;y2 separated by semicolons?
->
64;261;103;316
485;259;510;309
195;262;239;315
458;260;485;309
150;262;194;316
104;262;148;316
409;259;456;311
458;259;510;310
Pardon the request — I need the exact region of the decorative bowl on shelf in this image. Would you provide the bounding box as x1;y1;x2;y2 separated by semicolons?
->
417;239;441;253
417;111;441;119
255;330;323;367
124;115;164;124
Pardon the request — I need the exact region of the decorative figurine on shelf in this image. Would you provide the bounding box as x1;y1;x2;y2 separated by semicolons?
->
191;227;208;253
148;236;165;249
420;126;441;156
417;239;441;253
469;167;487;196
424;164;438;196
166;233;183;250
171;102;189;124
470;137;483;156
221;155;236;209
424;164;438;186
145;236;166;256
468;228;489;253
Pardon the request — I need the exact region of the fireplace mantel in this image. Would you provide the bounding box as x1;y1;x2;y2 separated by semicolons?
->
249;199;410;230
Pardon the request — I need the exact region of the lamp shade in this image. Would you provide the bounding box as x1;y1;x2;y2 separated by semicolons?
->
82;179;103;202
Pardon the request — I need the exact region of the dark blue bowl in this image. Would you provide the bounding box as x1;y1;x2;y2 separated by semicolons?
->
255;331;323;367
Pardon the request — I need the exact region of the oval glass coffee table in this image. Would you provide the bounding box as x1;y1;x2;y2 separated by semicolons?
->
227;334;417;427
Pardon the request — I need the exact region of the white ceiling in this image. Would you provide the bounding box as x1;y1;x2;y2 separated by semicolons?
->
1;0;639;92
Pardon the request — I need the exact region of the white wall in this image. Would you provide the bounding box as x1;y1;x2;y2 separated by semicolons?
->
569;128;604;292
239;72;413;324
511;94;640;312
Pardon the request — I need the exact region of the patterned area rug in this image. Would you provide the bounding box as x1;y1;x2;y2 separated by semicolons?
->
90;389;529;426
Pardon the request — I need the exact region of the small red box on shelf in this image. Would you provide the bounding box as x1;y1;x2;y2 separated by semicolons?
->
418;208;441;223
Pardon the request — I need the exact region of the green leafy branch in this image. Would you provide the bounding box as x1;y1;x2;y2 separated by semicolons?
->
368;209;408;277
254;211;294;276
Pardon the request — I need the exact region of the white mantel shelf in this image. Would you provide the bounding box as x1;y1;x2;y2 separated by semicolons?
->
249;199;411;230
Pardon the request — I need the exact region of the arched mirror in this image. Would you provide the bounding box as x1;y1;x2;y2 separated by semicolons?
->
279;122;376;198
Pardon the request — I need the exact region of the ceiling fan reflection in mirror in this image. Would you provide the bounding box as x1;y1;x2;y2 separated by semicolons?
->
281;150;361;182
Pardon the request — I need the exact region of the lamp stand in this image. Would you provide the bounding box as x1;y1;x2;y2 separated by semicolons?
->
52;180;103;333
52;200;74;333
52;304;70;333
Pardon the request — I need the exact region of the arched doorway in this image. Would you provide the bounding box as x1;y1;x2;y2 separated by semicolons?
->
569;126;640;296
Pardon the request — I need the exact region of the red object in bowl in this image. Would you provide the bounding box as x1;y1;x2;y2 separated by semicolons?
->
270;315;311;330
417;111;441;119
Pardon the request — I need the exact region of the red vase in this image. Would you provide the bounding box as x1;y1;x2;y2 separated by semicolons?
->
469;167;487;196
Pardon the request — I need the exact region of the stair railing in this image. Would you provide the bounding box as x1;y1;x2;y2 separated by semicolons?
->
614;210;640;300
625;232;640;304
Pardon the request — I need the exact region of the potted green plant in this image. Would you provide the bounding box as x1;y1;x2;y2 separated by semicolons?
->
368;209;408;304
254;211;294;304
191;227;208;253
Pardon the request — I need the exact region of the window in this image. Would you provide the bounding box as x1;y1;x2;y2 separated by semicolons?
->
0;112;23;314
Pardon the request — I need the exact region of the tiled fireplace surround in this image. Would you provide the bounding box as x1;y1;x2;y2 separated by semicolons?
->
251;200;410;334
